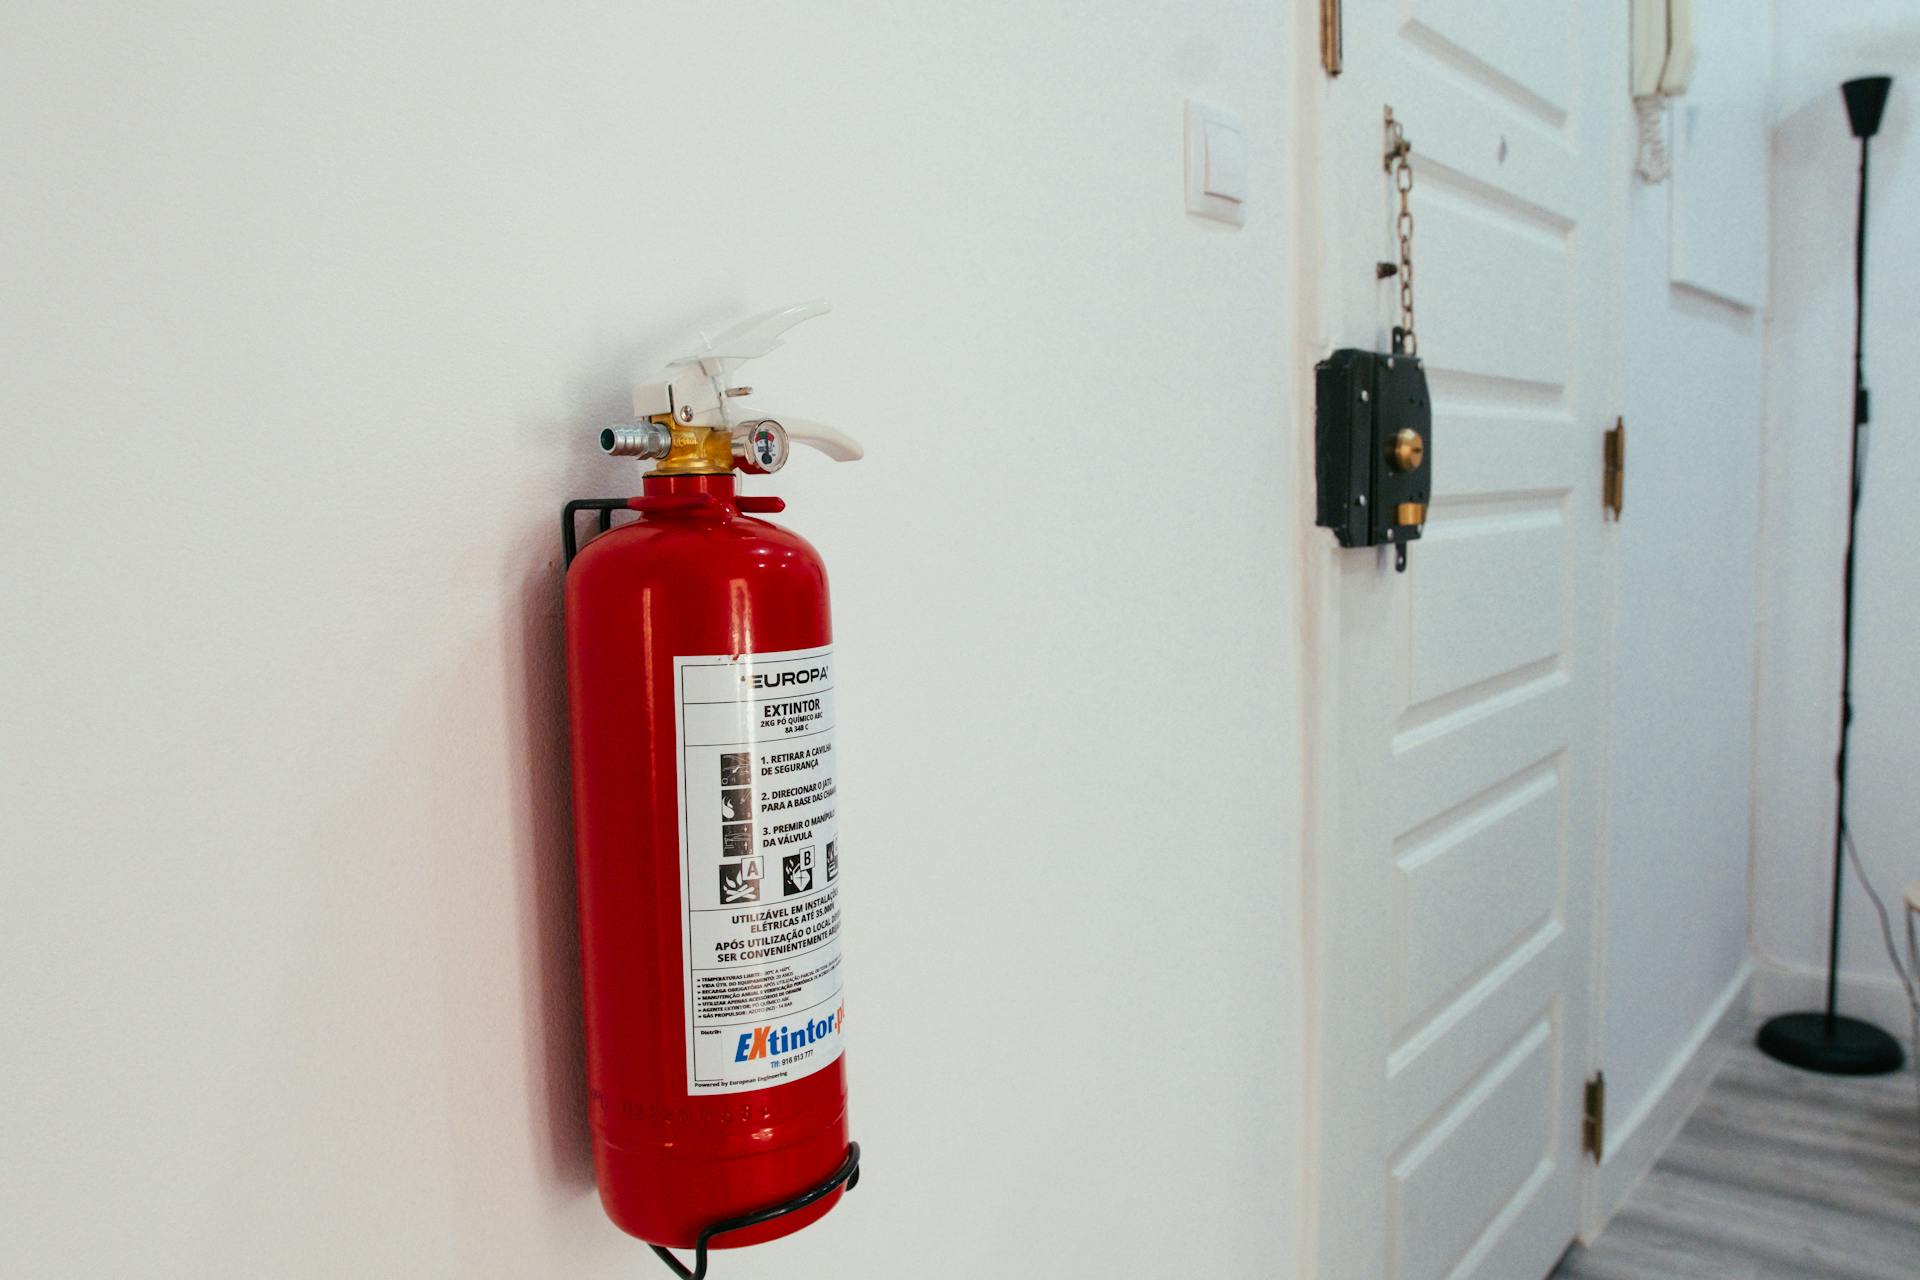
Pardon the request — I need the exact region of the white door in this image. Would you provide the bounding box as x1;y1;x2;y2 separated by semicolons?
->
1304;2;1623;1279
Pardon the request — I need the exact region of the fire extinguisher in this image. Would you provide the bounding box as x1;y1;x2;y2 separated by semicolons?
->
562;302;862;1277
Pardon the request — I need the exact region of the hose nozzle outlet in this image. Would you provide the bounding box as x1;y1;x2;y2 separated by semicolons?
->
600;422;674;460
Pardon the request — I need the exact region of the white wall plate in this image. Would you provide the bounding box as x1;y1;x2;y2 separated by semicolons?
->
1186;100;1248;226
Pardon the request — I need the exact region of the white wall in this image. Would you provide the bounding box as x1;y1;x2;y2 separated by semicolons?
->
1596;0;1768;1176
1754;2;1920;1025
0;4;1309;1277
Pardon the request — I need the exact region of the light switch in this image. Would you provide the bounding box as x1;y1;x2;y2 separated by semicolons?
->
1186;100;1247;226
1203;119;1248;202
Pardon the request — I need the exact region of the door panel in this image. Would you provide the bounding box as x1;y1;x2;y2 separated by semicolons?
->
1394;764;1562;1033
1308;2;1622;1278
1404;0;1576;114
1408;511;1566;704
1388;75;1577;216
1414;187;1571;384
1391;1014;1557;1280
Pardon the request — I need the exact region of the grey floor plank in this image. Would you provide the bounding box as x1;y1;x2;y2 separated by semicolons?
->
1551;1032;1920;1280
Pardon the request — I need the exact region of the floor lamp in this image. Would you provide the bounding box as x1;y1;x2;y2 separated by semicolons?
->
1757;75;1904;1076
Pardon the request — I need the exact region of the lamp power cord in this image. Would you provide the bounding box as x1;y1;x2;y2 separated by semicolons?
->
1840;827;1920;1127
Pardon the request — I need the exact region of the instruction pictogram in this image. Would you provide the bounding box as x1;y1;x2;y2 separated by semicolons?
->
720;857;763;904
783;849;816;896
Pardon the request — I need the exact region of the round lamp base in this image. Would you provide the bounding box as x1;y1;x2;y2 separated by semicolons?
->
1757;1011;1905;1076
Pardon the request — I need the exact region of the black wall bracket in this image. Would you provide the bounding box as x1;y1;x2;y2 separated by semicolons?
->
562;498;630;569
649;1143;862;1280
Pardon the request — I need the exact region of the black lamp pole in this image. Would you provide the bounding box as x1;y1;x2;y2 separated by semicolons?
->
1757;75;1903;1077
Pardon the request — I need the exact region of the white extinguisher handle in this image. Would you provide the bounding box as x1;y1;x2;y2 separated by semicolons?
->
775;416;864;462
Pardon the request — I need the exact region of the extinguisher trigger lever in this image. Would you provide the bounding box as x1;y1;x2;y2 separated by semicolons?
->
630;300;831;429
610;303;861;476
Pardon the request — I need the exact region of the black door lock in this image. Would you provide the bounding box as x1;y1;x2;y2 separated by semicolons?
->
1314;347;1432;572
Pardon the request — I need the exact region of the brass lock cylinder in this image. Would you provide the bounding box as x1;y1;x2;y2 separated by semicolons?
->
1389;427;1425;473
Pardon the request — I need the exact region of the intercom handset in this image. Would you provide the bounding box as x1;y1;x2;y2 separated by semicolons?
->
1631;0;1696;98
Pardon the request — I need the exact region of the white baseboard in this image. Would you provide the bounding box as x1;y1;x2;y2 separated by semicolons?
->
1586;964;1753;1238
1749;959;1918;1035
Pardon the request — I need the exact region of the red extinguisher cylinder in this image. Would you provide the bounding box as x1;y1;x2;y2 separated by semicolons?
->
566;471;850;1249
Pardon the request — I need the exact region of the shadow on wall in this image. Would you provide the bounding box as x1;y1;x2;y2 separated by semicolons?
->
511;545;593;1191
496;319;775;1208
502;327;723;1203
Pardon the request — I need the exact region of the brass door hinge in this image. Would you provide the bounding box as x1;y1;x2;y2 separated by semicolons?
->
1603;418;1625;519
1582;1071;1606;1162
1320;0;1343;76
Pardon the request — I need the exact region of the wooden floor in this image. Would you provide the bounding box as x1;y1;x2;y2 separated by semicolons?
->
1552;1034;1920;1280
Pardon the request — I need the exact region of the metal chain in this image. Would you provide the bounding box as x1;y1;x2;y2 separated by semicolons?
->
1383;106;1416;356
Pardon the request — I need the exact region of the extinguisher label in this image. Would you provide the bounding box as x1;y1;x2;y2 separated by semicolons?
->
674;645;844;1094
